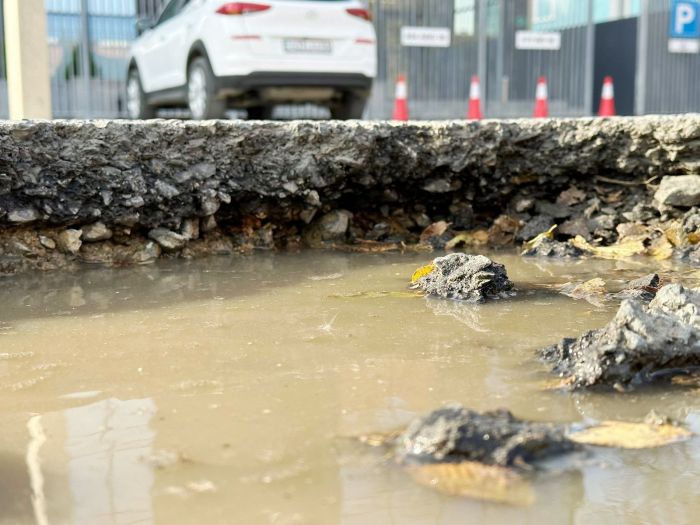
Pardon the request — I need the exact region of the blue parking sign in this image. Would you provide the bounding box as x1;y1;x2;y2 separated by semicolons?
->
670;0;700;38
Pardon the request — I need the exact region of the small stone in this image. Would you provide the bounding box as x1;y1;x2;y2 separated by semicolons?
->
516;215;554;242
411;212;432;228
610;274;660;302
8;207;39;223
588;214;617;232
616;222;648;238
413;253;514;303
192;163;216;179
305;190;321;207
155;180;180;199
282;181;299;194
200;215;217;233
81;222;112;242
448;202;474;229
132;241;161;264
422;179;452;193
181;218;200;240
148;228;188;252
536;201;572;219
299;209;317;224
303;210;352;246
521;237;583;258
200;195;220;216
513;196;535;213
56;229;83;255
39;235;56;250
655;175;700;207
558;217;590;239
365;222;391;241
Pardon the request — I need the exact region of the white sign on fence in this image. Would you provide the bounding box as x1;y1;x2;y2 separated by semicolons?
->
515;30;562;51
400;27;452;48
668;38;700;53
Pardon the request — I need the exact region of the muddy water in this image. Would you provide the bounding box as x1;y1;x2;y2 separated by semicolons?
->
1;252;699;525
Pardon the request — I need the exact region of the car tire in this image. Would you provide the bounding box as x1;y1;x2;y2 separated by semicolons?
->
187;57;226;120
330;94;367;120
126;68;156;119
247;105;274;120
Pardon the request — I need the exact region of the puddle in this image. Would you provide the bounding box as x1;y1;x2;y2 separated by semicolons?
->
0;251;699;524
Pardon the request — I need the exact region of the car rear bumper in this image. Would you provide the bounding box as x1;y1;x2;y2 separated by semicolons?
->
214;72;373;94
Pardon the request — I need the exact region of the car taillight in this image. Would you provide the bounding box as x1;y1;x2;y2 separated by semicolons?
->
216;2;271;15
346;8;372;21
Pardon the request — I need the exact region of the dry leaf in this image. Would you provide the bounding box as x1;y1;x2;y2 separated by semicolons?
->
445;230;490;250
420;221;450;243
559;278;607;306
569;421;692;449
406;461;535;506
570;235;646;259
411;264;435;283
557;187;587;206
688;232;700;245
488;215;522;246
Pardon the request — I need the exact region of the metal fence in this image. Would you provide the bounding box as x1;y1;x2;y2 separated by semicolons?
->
638;0;700;114
0;0;698;119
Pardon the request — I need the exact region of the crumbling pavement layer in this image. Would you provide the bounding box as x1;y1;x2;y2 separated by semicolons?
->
2;116;700;273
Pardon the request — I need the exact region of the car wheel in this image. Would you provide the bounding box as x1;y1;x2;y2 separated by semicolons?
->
126;68;156;119
247;105;274;120
187;57;226;120
330;94;367;120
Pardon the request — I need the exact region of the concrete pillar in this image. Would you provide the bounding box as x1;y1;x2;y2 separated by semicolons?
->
3;0;52;119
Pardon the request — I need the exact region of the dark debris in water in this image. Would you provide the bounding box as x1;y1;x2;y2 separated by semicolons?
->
411;253;514;303
540;283;700;389
394;404;579;470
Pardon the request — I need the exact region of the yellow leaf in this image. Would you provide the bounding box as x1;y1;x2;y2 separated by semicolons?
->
522;225;557;249
665;223;685;247
569;421;692;449
406;461;535;506
411;263;436;283
445;230;489;250
570;235;646;259
565;278;607;297
688;232;700;245
648;235;674;260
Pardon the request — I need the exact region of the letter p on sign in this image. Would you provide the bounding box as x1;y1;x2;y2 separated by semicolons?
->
671;0;700;38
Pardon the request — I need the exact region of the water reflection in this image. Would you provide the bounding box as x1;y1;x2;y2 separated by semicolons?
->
25;398;156;525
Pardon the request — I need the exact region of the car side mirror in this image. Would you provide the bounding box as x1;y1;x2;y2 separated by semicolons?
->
136;18;155;35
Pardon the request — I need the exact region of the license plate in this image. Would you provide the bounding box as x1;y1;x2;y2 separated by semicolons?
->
284;38;332;54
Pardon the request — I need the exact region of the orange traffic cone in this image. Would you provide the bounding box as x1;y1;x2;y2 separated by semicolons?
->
467;75;482;120
392;74;409;121
598;76;616;117
533;76;549;118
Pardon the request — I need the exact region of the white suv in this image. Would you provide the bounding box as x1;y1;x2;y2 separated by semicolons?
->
126;0;377;119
